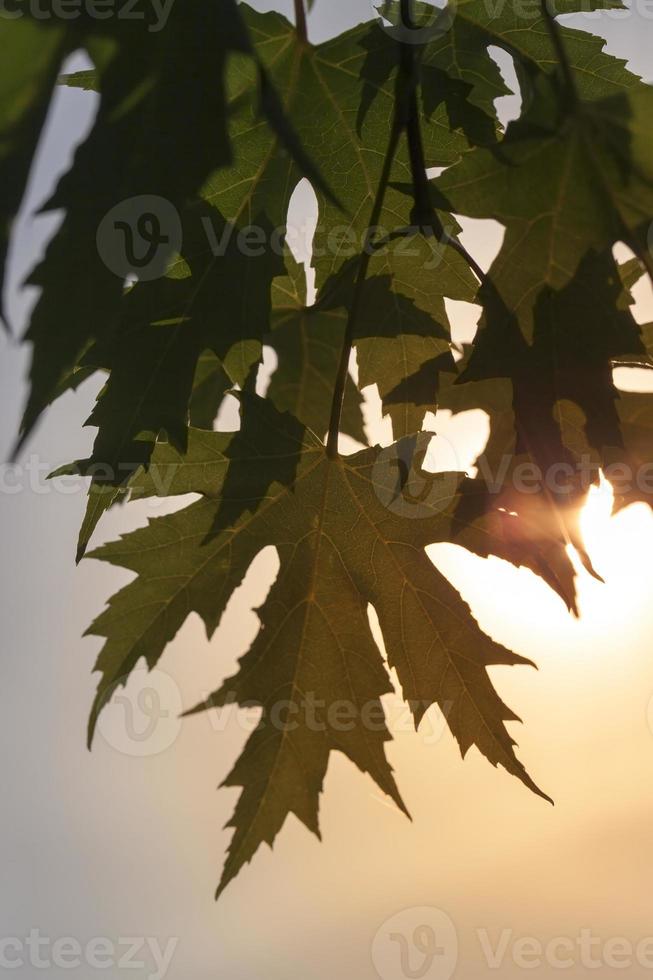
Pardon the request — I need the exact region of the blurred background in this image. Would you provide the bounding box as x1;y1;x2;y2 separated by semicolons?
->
1;2;653;977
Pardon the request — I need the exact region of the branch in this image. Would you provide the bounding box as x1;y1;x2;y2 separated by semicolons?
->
398;0;435;229
398;0;489;289
294;0;308;43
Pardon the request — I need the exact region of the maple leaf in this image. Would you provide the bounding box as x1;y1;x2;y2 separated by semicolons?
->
16;2;334;447
17;2;254;442
266;255;366;443
434;75;653;339
377;0;636;135
439;248;648;609
59;3;490;560
353;233;476;437
87;395;550;895
52;9;468;488
0;21;71;328
7;0;653;908
188;351;233;431
244;9;473;296
448;0;638;102
439;366;585;614
269;243;477;442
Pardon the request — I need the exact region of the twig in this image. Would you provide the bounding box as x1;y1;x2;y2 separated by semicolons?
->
294;0;308;43
399;0;436;229
399;0;488;289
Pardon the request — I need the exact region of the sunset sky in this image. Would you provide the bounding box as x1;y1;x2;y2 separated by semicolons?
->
1;3;653;978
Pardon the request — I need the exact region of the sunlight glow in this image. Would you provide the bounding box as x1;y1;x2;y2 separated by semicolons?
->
579;474;616;552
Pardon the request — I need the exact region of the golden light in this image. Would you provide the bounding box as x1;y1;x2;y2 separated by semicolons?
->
578;473;616;553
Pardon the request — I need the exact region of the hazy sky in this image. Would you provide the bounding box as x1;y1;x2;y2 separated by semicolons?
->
2;4;653;980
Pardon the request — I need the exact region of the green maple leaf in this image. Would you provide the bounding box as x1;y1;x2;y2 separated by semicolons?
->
267;240;477;443
18;3;252;441
448;0;638;102
240;8;477;296
188;351;233;431
0;21;71;328
439;357;587;614
56;200;284;560
353;231;476;437
272;235;480;442
439;248;648;609
86;395;550;896
420;23;510;148
8;0;653;909
605;392;653;511
53;8;469;488
360;9;509;149
377;0;636;130
60;2;488;559
266;254;366;443
434;76;653;339
16;2;333;447
533;251;653;514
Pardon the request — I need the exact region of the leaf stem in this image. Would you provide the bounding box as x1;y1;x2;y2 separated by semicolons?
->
327;1;425;457
398;0;489;290
539;0;578;108
399;0;435;230
326;0;491;455
326;122;402;458
294;0;308;43
446;235;488;287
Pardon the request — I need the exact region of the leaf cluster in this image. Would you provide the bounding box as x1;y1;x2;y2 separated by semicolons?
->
3;0;653;895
